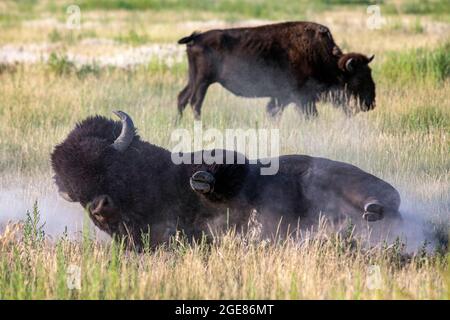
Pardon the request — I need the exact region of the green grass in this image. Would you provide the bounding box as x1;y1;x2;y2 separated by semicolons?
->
0;207;447;299
0;1;449;300
6;0;449;23
378;42;450;84
47;53;102;78
380;105;450;134
1;0;448;32
47;52;76;76
114;30;150;45
396;106;449;132
399;0;450;15
72;0;450;17
76;0;336;17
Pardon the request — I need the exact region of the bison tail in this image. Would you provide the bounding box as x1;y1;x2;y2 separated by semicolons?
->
177;32;200;45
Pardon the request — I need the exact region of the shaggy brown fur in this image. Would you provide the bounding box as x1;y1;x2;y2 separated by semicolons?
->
177;21;376;119
51;113;400;248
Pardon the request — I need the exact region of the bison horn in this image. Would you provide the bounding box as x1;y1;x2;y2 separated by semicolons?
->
112;110;135;152
368;54;375;63
345;58;354;72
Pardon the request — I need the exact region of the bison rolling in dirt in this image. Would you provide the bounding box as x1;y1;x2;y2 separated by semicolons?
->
177;21;375;119
51;111;400;247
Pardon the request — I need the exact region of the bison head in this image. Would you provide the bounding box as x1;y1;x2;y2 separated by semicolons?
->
338;53;376;111
51;111;136;236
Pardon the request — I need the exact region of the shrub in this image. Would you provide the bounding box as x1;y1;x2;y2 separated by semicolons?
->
47;52;76;76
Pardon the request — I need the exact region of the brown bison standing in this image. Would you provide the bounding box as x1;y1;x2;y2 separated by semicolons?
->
51;111;400;248
177;21;375;119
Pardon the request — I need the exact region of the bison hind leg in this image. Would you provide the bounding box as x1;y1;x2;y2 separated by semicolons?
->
298;102;318;119
266;97;287;119
190;171;215;194
177;85;192;118
362;200;384;222
190;82;210;120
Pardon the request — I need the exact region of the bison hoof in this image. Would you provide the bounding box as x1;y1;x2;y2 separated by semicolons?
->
363;201;384;222
190;171;215;194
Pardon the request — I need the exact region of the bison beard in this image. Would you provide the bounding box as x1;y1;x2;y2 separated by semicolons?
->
177;21;376;120
51;111;401;248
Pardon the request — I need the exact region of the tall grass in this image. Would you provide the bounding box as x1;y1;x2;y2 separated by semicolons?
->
67;0;450;17
378;42;450;84
72;0;360;17
0;64;448;298
6;0;449;23
0;211;448;299
398;0;450;15
0;2;449;300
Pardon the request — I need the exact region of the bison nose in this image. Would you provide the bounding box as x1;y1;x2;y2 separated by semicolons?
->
88;195;114;216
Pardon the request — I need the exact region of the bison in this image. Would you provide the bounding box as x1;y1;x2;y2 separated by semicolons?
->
177;21;375;120
51;111;400;247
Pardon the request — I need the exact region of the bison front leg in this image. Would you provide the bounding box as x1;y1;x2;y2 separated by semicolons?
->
293;85;320;119
295;101;318;119
190;82;210;120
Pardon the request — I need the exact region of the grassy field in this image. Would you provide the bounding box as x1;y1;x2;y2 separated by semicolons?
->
0;0;449;299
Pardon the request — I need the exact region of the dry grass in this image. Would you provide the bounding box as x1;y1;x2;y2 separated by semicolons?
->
0;1;449;299
0;216;448;299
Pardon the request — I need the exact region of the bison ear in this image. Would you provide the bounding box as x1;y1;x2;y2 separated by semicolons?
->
367;54;375;63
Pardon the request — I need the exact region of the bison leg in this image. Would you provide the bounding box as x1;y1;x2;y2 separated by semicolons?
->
177;84;192;119
342;184;401;223
266;98;286;119
190;82;210;120
362;199;384;222
190;170;215;194
293;84;319;119
293;93;318;119
295;101;318;119
307;158;401;223
342;182;401;223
